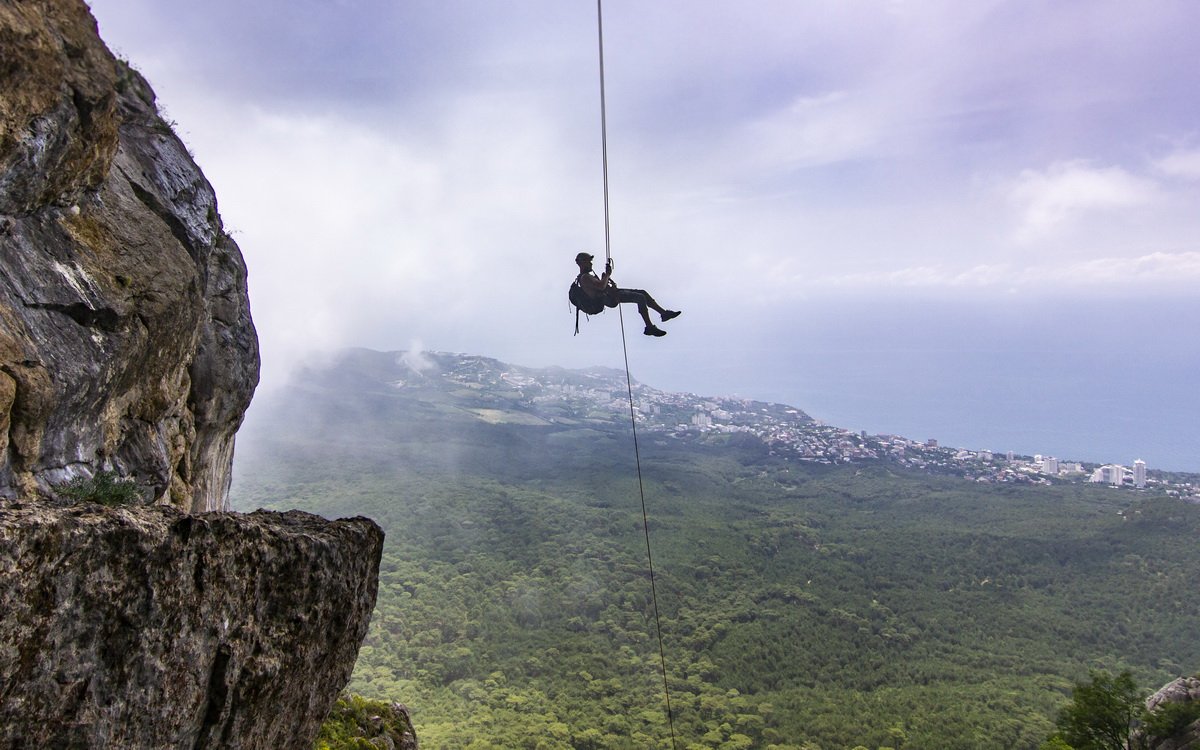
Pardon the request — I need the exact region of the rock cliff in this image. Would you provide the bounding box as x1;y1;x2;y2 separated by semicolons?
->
0;501;384;748
1143;676;1200;750
1;3;386;749
0;0;258;511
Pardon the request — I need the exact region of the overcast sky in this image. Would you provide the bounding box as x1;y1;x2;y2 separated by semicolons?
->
85;0;1199;470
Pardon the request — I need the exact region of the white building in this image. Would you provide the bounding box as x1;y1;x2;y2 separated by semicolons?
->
1042;457;1060;475
1134;459;1147;488
691;413;713;428
1090;464;1126;485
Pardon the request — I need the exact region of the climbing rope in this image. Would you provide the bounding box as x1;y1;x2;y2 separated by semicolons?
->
596;0;613;269
595;2;678;747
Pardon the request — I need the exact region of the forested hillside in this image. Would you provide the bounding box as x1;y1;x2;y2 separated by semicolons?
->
232;350;1200;749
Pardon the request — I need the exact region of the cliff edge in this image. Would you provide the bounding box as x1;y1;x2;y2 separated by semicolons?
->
1;2;385;748
0;502;384;748
0;0;258;511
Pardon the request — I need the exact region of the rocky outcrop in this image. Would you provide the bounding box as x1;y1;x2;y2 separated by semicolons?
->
1147;677;1200;714
0;4;385;747
0;0;258;511
1143;677;1200;750
0;500;384;748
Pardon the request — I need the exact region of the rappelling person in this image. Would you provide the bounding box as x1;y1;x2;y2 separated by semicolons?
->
571;252;680;336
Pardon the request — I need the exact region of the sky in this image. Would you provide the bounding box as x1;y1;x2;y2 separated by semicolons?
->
85;0;1199;471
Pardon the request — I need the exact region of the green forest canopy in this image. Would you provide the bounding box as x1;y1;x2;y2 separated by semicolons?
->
233;355;1200;749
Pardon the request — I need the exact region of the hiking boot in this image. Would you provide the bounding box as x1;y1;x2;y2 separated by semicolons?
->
660;310;681;322
644;325;667;337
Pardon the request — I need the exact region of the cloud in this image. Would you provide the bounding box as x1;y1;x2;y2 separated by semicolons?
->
85;0;1200;382
399;342;435;375
806;251;1200;291
735;91;888;171
1154;148;1200;180
1064;250;1200;284
1007;161;1159;241
167;83;605;390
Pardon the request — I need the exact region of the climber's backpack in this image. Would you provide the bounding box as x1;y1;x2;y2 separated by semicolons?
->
569;275;618;334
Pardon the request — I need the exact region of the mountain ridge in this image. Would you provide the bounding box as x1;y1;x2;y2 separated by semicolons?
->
254;347;1199;496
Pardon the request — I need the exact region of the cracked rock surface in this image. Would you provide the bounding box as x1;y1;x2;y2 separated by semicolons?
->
0;0;258;510
0;501;384;749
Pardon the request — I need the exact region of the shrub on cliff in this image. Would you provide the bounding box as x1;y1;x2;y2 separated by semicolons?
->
1141;700;1200;745
316;693;416;750
55;471;141;506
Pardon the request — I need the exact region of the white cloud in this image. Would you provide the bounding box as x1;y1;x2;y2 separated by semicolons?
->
1008;161;1159;241
169;86;603;389
1154;148;1200;180
805;251;1200;290
737;91;886;171
399;343;435;375
1064;250;1200;284
77;0;1200;474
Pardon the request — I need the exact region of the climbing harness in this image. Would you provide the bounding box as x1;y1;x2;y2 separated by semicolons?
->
594;1;678;747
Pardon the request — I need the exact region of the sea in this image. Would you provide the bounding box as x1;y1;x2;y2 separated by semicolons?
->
623;293;1199;474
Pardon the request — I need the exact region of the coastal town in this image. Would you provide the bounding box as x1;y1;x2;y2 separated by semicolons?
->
416;352;1200;501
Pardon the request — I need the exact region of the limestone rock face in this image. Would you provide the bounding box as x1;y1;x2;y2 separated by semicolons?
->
0;500;384;749
0;0;259;511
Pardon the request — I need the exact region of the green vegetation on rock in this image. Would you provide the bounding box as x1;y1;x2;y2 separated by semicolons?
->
316;693;416;750
1141;699;1200;746
55;470;141;506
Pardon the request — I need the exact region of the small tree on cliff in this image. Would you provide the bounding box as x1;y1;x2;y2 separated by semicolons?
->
1045;670;1144;750
56;470;141;506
